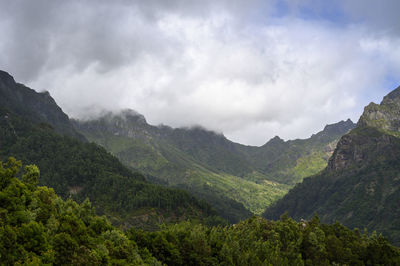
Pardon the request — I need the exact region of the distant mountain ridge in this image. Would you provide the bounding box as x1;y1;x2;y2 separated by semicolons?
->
236;118;355;184
73;108;354;219
0;69;357;226
264;85;400;245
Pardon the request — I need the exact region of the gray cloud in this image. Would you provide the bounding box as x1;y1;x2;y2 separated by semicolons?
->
341;0;400;34
0;0;399;145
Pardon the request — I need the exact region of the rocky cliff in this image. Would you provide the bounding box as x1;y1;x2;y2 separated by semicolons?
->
264;85;400;245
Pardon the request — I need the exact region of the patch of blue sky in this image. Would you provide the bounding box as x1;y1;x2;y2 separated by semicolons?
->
271;0;350;26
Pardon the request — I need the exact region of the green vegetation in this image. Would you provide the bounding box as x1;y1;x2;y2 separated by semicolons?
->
2;159;399;265
74;113;352;219
83;130;289;216
264;126;400;245
0;110;221;229
0;70;84;140
287;151;328;183
79;129;263;221
128;215;400;265
0;71;226;228
0;157;159;265
264;86;400;246
238;120;353;185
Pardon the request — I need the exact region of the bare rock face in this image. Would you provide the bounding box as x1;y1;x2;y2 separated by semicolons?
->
327;135;356;171
327;86;400;172
327;131;394;171
358;86;400;134
264;84;400;245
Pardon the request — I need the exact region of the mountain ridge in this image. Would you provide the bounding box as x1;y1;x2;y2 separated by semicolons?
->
0;70;222;228
263;85;400;245
0;70;85;141
73;108;355;218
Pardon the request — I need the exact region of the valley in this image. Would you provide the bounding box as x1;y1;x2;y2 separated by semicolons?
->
73;109;354;218
2;1;400;264
1;69;399;264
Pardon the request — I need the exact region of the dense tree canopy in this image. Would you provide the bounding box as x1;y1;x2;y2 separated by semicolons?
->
0;157;159;265
2;158;399;265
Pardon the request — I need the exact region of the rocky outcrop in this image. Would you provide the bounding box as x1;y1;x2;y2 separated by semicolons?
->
327;86;400;172
357;86;400;134
327;129;394;171
264;84;400;245
72;109;155;141
0;70;84;140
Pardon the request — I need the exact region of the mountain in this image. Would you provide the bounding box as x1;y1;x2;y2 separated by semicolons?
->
0;70;84;141
264;85;400;245
0;70;221;229
73;109;353;219
72;111;257;222
237;119;355;185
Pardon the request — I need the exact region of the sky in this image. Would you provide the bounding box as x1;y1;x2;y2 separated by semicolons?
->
0;0;400;145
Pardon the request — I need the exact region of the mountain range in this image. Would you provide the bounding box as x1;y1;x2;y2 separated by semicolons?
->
0;70;222;229
264;85;400;245
2;68;399;248
72;108;354;221
1;69;400;264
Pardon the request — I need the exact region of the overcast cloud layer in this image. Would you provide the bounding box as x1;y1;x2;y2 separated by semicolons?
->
1;0;400;145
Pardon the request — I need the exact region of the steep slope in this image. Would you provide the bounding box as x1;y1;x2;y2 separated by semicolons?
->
0;70;84;140
237;119;355;184
0;71;221;229
73;112;258;221
264;85;400;245
73;111;353;218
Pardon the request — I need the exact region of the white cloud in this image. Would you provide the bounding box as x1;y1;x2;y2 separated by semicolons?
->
1;1;400;145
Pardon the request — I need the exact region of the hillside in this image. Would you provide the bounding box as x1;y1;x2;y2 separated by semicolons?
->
237;119;355;185
0;70;84;141
264;85;400;245
2;159;399;265
0;70;221;229
72;111;257;221
73;110;353;217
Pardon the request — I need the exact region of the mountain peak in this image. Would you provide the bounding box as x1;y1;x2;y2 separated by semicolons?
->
0;70;84;140
382;85;400;104
308;119;355;143
0;70;15;83
357;85;400;135
322;119;355;134
262;135;285;147
268;136;285;143
119;109;147;124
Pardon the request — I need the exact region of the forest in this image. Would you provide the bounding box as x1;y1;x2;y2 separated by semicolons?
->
1;158;399;265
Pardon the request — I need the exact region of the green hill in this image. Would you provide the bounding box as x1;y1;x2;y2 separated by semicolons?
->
0;70;221;229
264;85;400;245
235;119;355;185
73;110;353;218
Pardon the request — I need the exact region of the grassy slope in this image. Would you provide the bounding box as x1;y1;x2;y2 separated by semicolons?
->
76;117;353;219
237;126;350;185
83;132;289;215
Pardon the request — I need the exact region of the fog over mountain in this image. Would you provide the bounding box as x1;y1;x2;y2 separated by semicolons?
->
0;0;399;145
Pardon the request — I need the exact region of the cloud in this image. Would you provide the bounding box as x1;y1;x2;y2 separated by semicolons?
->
0;0;399;145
